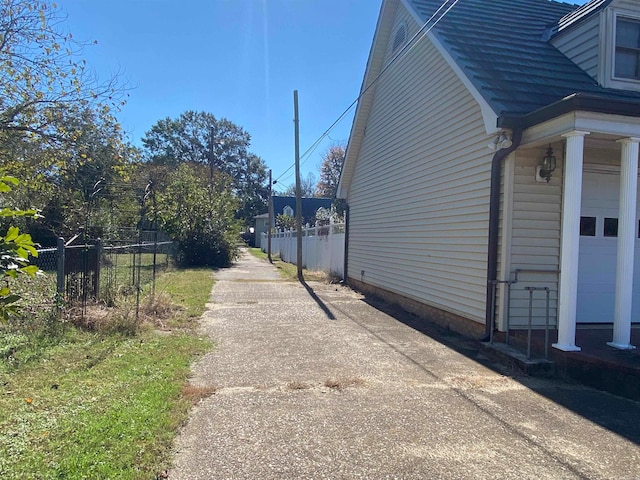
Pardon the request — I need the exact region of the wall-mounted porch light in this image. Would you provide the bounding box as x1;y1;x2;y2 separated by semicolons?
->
536;145;556;183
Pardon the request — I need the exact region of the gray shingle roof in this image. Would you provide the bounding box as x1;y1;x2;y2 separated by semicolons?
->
271;196;332;223
408;0;640;118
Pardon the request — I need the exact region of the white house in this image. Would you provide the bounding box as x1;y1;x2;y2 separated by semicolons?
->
338;0;640;352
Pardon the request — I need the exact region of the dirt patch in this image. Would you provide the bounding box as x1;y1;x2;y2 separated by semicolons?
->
181;382;216;405
323;377;366;391
287;381;311;390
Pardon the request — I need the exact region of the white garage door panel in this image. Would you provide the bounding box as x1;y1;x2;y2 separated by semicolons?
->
577;172;640;323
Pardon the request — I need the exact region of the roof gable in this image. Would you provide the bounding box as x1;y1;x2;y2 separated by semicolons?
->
406;0;640;116
271;196;332;222
339;0;640;199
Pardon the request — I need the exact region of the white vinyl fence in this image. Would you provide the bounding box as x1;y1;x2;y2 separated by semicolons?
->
261;222;345;277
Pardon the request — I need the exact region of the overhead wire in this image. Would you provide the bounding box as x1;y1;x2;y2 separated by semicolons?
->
272;0;461;186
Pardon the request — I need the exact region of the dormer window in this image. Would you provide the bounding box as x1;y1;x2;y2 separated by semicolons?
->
552;5;640;92
615;18;640;80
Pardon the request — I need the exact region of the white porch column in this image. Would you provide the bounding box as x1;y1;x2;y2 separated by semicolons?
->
608;138;640;350
554;131;589;352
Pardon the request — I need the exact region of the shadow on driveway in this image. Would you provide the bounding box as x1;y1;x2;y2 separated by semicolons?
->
351;295;640;447
300;279;337;321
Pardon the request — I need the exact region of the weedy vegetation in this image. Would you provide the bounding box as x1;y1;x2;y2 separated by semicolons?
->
0;267;215;479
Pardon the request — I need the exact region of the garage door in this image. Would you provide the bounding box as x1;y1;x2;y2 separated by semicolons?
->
577;171;640;323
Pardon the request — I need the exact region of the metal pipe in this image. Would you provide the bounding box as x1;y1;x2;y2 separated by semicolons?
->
512;268;560;285
484;128;522;340
545;287;550;359
489;280;497;344
343;203;350;282
526;287;533;359
505;280;512;345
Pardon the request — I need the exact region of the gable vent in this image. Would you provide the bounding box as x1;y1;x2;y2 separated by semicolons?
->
392;23;407;53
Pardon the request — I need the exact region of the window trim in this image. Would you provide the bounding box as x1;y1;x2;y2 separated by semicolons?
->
613;15;640;81
602;8;640;91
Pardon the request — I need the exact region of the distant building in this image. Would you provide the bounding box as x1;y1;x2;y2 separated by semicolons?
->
271;196;332;227
253;196;333;249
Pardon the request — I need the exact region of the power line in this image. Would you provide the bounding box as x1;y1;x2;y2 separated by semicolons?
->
273;0;460;185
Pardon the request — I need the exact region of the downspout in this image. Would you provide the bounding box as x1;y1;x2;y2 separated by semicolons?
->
484;128;522;340
343;203;350;282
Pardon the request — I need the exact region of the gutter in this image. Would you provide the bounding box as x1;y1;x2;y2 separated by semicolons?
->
343;203;350;282
484;128;522;340
498;92;640;131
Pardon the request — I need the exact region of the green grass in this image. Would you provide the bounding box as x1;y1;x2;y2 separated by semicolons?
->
0;267;216;479
154;268;214;320
106;252;171;269
247;247;331;282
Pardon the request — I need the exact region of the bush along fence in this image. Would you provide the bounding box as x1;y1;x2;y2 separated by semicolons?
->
261;222;345;277
33;230;175;321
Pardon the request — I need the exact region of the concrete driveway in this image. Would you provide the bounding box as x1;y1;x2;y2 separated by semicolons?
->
170;249;640;479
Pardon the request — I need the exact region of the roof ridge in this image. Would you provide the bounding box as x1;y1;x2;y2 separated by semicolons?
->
556;0;613;34
403;0;640;117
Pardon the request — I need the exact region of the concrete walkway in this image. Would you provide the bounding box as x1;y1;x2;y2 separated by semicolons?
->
170;249;640;479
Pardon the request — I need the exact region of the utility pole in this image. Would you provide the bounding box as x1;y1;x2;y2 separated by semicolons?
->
267;168;273;263
209;126;215;182
294;90;303;281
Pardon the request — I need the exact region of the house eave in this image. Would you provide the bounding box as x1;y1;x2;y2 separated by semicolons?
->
498;93;640;131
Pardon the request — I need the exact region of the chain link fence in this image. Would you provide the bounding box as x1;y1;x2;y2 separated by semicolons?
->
20;231;176;322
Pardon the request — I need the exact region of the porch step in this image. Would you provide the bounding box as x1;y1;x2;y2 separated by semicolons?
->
480;341;555;377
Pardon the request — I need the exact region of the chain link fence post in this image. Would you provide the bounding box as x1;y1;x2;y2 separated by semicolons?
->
95;238;103;301
56;237;65;297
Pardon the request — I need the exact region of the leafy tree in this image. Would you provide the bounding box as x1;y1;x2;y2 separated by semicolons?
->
0;0;132;245
152;164;240;267
316;145;345;199
51;109;138;241
0;0;126;147
1;108;138;245
315;205;345;225
142;111;269;225
0;177;40;322
275;213;296;231
278;172;317;198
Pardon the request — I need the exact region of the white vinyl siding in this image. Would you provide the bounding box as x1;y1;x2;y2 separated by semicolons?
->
504;148;562;329
552;14;600;81
347;4;491;323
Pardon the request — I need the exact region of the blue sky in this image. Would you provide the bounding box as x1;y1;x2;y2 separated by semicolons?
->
57;0;589;191
57;0;381;190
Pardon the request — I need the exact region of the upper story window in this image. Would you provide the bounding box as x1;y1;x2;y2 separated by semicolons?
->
615;18;640;80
